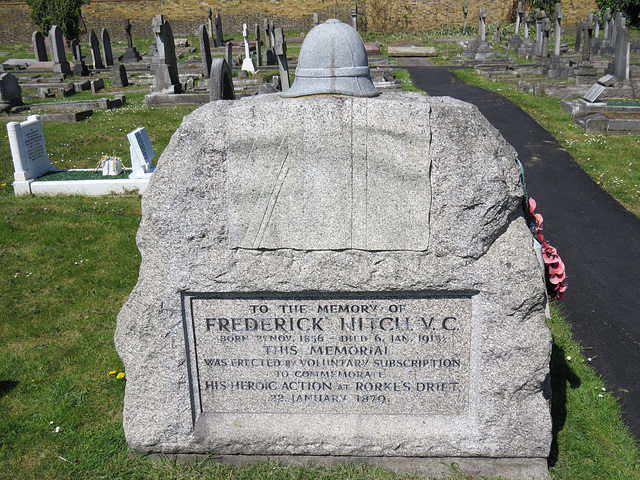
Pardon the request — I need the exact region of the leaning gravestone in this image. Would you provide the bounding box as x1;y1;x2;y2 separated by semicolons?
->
199;24;212;78
127;127;155;178
32;31;47;61
89;29;104;69
117;19;552;480
111;64;129;88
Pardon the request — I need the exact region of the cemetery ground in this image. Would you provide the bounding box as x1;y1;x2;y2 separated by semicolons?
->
1;28;640;479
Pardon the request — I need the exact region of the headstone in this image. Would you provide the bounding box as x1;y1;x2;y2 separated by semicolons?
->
49;25;71;76
508;2;523;50
613;26;630;82
215;12;224;47
462;4;468;34
102;28;114;66
494;22;501;45
274;28;289;91
265;19;276;66
208;8;215;47
583;83;606;103
0;72;23;112
199;24;212;77
553;3;563;57
351;1;358;30
209;57;235;101
89;29;104;69
127;126;155;178
71;40;89;76
241;23;257;74
538;17;551;62
7;115;54;188
582;14;595;62
514;2;523;35
151;16;181;93
534;9;545;56
595;12;601;39
91;77;105;94
32;31;47;62
122;19;142;63
575;19;583;53
313;12;319;27
111;64;129;88
255;24;262;67
116;92;553;480
226;42;233;68
475;6;492;59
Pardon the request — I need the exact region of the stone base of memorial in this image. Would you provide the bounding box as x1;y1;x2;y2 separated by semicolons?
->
13;169;151;196
117;93;552;480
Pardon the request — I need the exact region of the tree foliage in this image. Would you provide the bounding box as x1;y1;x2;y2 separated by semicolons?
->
598;0;640;27
27;0;90;40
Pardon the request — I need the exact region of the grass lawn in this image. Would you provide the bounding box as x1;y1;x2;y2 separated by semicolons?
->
1;29;640;479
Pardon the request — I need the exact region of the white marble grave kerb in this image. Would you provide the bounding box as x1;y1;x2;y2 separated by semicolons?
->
182;292;472;422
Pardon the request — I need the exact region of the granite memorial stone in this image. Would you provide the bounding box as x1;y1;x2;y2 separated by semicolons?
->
209;58;235;101
199;24;212;78
122;19;142;63
0;72;23;112
111;64;129;88
90;29;104;69
117;20;553;480
49;25;70;76
32;31;47;61
71;40;90;76
102;28;114;66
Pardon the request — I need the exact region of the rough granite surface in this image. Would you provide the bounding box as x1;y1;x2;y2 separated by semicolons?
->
116;92;552;462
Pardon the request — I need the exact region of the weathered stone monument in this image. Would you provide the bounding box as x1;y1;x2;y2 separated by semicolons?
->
475;6;492;59
548;3;568;78
209;58;235;101
274;28;290;91
122;19;142;63
117;19;552;480
241;23;257;73
508;2;523;50
0;72;23;112
102;28;114;67
214;12;224;47
71;40;90;76
49;25;71;76
32;31;47;62
150;15;181;94
199;24;212;78
111;64;129;88
89;29;105;69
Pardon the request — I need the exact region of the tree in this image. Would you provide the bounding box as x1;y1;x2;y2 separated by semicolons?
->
27;0;90;40
598;0;640;27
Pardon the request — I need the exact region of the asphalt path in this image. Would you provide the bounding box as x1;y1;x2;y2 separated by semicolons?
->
401;58;640;441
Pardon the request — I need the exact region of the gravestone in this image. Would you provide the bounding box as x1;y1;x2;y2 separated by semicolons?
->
475;6;492;59
351;1;358;30
111;64;129;88
209;57;235;101
274;28;289;90
0;72;23;112
31;31;47;61
102;28;114;67
494;22;501;45
7;115;55;193
520;10;534;55
462;4;469;34
608;26;630;82
553;3;563;57
313;12;319;27
150;16;181;94
533;9;545;56
117;21;552;480
265;19;276;66
89;29;104;69
508;2;523;50
71;40;90;76
199;24;212;77
255;24;262;67
226;42;233;67
122;19;142;63
127;127;155;178
215;12;224;47
583;83;606;103
208;8;215;47
49;25;71;76
241;23;257;73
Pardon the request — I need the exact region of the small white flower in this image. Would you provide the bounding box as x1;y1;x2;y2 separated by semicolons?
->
598;394;604;398
587;357;592;362
602;387;606;391
53;426;60;433
49;421;54;425
566;355;572;360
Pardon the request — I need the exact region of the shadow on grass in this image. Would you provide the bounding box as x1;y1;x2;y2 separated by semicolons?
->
548;341;581;468
0;380;19;397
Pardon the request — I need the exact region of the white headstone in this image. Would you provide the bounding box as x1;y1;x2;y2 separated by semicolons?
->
7;115;54;186
583;83;606;103
127;127;155;178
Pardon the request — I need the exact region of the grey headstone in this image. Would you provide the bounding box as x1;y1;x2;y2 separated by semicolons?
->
226;42;233;68
199;24;212;78
613;26;630;81
102;28;114;66
255;24;262;67
32;31;47;62
111;64;129;88
582;14;595;62
89;29;104;69
575;19;583;53
71;40;89;76
554;3;563;57
313;12;319;27
215;12;224;47
514;2;523;34
583;83;606;103
49;25;70;75
151;16;180;90
209;57;235;101
274;28;289;91
116;93;552;480
0;72;23;112
91;77;104;94
208;8;215;47
123;19;142;63
598;74;615;86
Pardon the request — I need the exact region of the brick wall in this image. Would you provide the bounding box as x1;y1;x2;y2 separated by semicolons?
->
0;0;598;44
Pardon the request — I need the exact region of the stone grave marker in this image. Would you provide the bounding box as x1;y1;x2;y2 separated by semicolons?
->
199;24;212;77
117;20;553;480
494;22;501;44
274;28;289;90
351;1;358;30
111;64;129;88
208;8;215;47
215;12;224;47
32;31;47;61
462;4;468;34
71;40;89;76
265;19;276;65
508;2;523;49
89;29;104;69
7;115;55;192
102;28;114;66
575;19;583;53
226;42;233;67
475;6;492;59
0;72;23;112
554;3;563;56
583;83;606;103
612;26;630;81
209;57;235;101
255;24;262;67
127;126;155;178
49;25;71;76
241;23;257;73
151;16;181;94
313;12;319;27
122;19;142;63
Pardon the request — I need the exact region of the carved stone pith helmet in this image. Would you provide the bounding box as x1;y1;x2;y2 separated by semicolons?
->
281;19;378;98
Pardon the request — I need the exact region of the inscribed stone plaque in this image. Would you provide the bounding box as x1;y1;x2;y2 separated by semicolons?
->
182;293;472;423
583;83;606;103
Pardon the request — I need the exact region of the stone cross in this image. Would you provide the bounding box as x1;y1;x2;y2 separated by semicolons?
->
478;6;486;42
603;8;612;42
595;12;601;39
515;2;523;35
89;28;104;69
125;19;133;48
554;3;563;57
540;17;551;59
207;8;215;47
255;24;262;67
199;24;212;77
49;25;70;76
31;31;47;62
123;19;142;63
534;9;545;56
214;12;223;47
612;12;625;48
582;13;595;62
494;22;501;45
71;40;89;76
150;16;180;92
241;23;256;73
462;4;468;34
523;10;530;39
274;27;289;91
102;28;114;66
